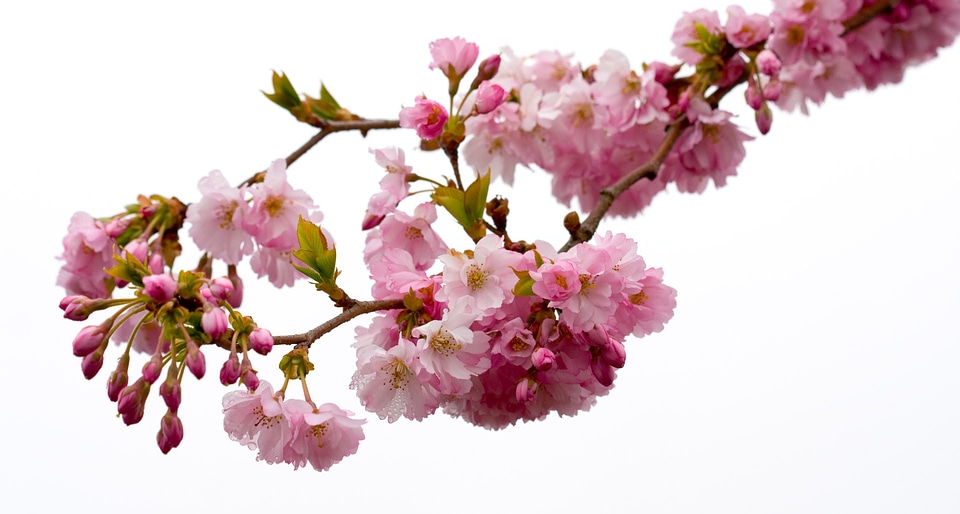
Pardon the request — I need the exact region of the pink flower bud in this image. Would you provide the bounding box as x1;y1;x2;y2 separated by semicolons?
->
160;365;182;413
208;277;235;302
185;339;205;379
599;339;626;368
142;274;177;303
148;253;164;275
717;54;746;88
515;377;538;403
157;411;184;454
762;79;782;101
756;49;781;77
590;359;616;387
219;352;241;386
60;295;94;321
106;353;130;402
755;104;773;135
141;352;163;384
117;378;150;425
531;347;556;371
646;61;679;84
72;324;108;357
105;217;131;238
248;328;274;355
226;266;243;308
474;81;507;115
123;240;149;264
81;349;105;380
240;359;259;391
469;54;501;91
745;82;764;110
399;96;448;141
201;306;229;338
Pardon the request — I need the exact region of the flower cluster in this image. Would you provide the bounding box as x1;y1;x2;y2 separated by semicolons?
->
353;149;677;429
187;158;323;287
223;380;365;471
771;0;960;113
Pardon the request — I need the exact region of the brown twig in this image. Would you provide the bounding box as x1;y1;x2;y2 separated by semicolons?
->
240;118;401;187
843;0;899;35
272;298;406;346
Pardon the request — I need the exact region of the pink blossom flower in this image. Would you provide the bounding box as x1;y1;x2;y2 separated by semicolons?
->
250;247;298;288
429;37;479;79
283;401;366;472
399;96;448;140
222;380;290;464
366;202;447;271
435;235;522;315
57;211;117;299
186;170;253;265
413;304;491;394
243;159;319;251
724;5;771;49
350;338;437;422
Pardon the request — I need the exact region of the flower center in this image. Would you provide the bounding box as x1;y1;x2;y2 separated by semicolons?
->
381;359;412;390
405;226;424;240
309;422;329;448
264;195;285;218
430;330;462;357
253;405;283;430
466;264;488;290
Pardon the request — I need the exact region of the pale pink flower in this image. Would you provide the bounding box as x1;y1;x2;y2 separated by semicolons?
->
413;304;491;394
429;37;480;79
57;211;117;299
367;203;447;271
592;50;670;131
284;401;366;472
724;5;771;49
243;159;319;250
250;247;298;288
350;338;437;422
222;380;291;465
399;96;448;140
186;170;253;265
435;235;522;315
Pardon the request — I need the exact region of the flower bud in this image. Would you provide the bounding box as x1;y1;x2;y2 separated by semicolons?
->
241;368;260;392
208;277;235;302
123;239;149;264
185;339;206;379
469;54;501;91
143;274;177;303
717;54;745;88
219;352;241;386
72;324;108;357
141;352;163;384
762;79;782;101
755;49;781;77
599;339;626;368
755;103;773;135
117;378;150;426
590;359;616;387
745;82;763;110
531;347;556;371
248;328;274;355
202;305;229;339
474;81;507;115
60;295;95;321
81;349;105;380
226;266;244;308
106;353;130;402
105;217;131;238
160;364;182;412
157;410;184;454
148;253;165;275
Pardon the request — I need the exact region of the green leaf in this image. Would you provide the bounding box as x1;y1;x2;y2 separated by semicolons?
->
464;171;490;221
432;186;469;226
262;71;301;111
512;270;537;297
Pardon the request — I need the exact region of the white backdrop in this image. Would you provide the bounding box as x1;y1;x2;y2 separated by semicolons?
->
3;1;958;512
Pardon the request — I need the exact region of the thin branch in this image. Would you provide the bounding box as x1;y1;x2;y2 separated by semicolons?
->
272;298;405;346
240;118;401;187
557;0;898;252
560;120;689;252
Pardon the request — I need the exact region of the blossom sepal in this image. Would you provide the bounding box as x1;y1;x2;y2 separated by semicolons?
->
431;172;490;241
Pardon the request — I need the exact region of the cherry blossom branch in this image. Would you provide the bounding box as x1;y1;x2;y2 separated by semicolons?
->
241;118;401;187
272;298;405;346
560;0;899;252
560;120;689;252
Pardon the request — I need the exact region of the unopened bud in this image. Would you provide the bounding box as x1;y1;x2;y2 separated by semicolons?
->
755;103;773;135
106;353;131;402
143;274;177;303
248;328;274;355
160;365;182;412
515;377;538;403
185;339;206;379
117;378;150;426
469;54;501;91
531;347;556;371
590;359;616;387
157;410;184;454
81;349;105;380
72;323;108;357
141;352;163;384
219;352;241;386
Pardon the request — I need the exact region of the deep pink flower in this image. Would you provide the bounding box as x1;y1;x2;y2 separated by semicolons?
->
474;81;507;114
399;96;448;140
